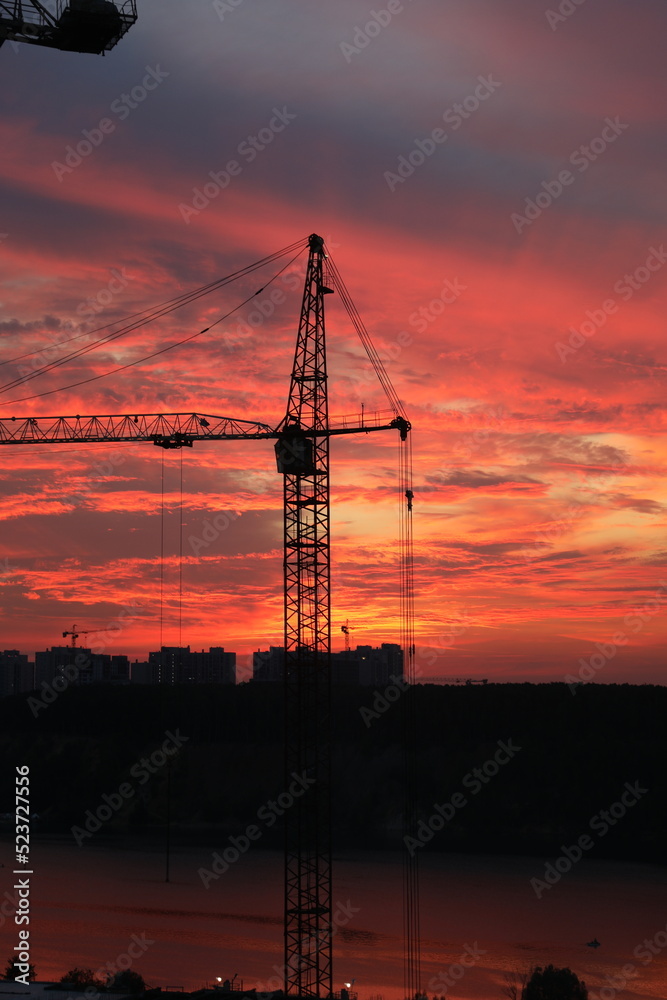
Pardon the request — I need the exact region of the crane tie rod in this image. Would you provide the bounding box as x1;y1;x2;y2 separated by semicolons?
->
0;238;307;404
325;250;406;419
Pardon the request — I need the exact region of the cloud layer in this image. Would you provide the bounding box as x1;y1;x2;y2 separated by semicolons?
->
1;0;666;681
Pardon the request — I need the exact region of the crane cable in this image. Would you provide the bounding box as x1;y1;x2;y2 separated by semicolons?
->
325;245;420;995
325;251;406;418
179;448;184;650
157;449;186;652
159;450;165;651
0;238;305;378
0;240;307;404
400;429;420;1000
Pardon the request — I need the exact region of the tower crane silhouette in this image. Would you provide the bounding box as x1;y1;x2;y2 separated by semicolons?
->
0;233;418;997
62;624;109;648
425;676;488;685
0;0;138;54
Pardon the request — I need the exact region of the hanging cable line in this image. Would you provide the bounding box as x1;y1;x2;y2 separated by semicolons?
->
159;449;165;651
325;251;406;418
324;242;420;997
400;429;419;1000
0;238;305;378
179;448;183;649
1;245;307;406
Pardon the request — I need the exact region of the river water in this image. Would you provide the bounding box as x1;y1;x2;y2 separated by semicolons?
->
2;841;665;1000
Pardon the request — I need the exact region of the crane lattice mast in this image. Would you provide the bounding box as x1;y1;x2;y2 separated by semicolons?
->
275;234;332;996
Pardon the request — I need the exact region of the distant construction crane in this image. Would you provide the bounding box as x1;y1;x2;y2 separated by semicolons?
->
340;620;353;652
62;624;108;648
0;0;138;54
424;676;488;685
0;234;417;998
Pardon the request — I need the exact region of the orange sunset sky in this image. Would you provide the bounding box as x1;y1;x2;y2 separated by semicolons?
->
0;0;666;683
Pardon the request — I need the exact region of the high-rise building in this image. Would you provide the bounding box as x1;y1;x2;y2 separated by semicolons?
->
253;643;404;685
130;659;154;684
35;646;90;686
252;646;284;682
330;643;404;685
147;646;236;684
355;643;403;686
34;646;129;687
0;650;33;696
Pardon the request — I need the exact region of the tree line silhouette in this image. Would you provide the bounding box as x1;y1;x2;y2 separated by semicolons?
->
0;681;663;861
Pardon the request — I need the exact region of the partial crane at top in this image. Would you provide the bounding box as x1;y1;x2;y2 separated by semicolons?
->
0;0;138;54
